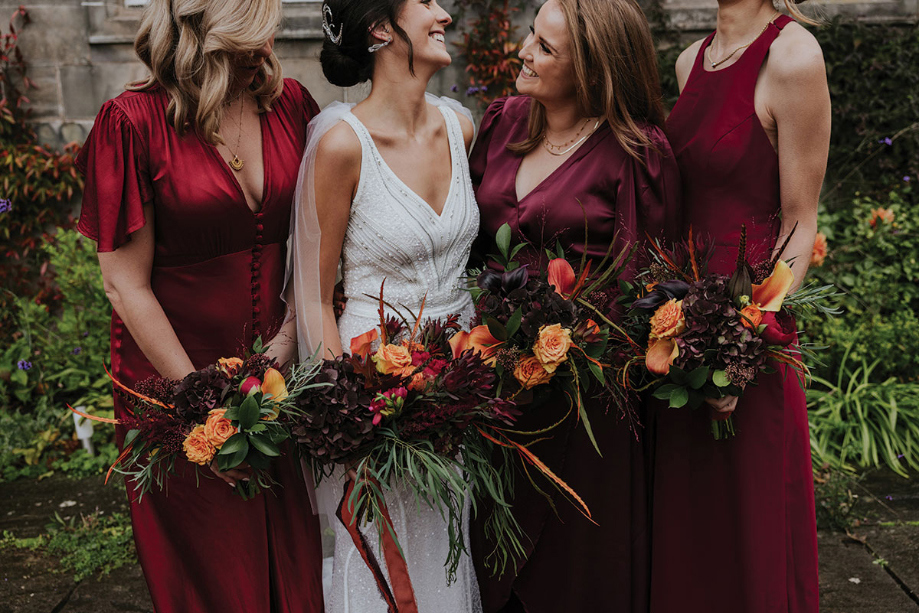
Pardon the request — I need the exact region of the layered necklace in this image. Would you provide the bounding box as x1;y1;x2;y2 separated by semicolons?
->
707;11;779;70
543;117;601;157
224;93;247;171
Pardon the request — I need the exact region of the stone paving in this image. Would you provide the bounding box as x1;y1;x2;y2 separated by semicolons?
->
1;470;918;612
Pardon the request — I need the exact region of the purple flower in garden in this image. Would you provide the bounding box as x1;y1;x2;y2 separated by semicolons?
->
481;85;488;92
17;360;32;370
72;347;82;355
450;84;458;92
878;137;893;146
886;495;894;501
82;331;90;337
466;86;480;96
0;198;11;213
904;176;911;183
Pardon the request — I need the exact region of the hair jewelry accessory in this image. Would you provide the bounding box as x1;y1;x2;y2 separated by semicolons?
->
367;39;391;53
322;3;343;46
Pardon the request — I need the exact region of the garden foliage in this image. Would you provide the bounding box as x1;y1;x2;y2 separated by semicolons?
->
0;7;84;344
1;229;113;480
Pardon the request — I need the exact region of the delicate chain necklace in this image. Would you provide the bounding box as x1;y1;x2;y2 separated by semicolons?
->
543;118;601;157
708;11;778;70
543;117;590;154
224;93;246;171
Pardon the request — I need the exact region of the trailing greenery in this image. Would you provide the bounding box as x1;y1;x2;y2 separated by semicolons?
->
1;511;136;582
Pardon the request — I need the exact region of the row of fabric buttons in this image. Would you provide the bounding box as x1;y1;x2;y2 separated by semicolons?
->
251;212;264;338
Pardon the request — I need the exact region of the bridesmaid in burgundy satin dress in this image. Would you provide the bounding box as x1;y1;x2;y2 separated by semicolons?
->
75;1;323;611
469;1;680;611
651;0;830;610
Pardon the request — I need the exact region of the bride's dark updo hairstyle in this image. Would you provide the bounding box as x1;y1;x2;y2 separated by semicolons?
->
320;0;415;87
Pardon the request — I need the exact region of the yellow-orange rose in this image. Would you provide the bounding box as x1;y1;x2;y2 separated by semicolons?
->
183;424;215;465
373;343;413;376
533;324;572;373
217;357;244;377
513;355;555;390
739;304;763;330
204;409;237;449
811;232;827;267
649;299;686;340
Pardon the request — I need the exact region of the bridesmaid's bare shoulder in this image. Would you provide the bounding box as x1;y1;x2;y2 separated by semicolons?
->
675;38;706;92
768;20;826;82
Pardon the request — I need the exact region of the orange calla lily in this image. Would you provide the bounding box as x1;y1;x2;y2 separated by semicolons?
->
262;367;288;402
350;328;379;359
449;325;501;364
261;367;287;420
751;260;794;311
547;258;576;297
646;338;678;375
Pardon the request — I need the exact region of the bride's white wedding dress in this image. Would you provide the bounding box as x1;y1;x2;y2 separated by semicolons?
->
293;96;482;613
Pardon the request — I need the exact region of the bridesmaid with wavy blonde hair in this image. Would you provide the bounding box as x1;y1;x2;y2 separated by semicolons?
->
75;0;324;610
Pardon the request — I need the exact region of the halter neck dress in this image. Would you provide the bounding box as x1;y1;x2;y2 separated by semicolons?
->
651;15;819;613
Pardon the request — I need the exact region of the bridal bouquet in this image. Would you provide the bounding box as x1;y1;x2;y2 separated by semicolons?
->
70;339;322;499
618;226;838;438
469;223;638;453
292;286;581;601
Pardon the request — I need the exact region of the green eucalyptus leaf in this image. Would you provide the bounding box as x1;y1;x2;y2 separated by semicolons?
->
712;370;731;388
687;366;710;390
237;395;260;430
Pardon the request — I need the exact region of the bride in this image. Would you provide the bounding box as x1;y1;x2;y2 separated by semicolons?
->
282;0;481;610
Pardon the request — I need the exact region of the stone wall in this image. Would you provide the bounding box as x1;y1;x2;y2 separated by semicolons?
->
2;0;916;148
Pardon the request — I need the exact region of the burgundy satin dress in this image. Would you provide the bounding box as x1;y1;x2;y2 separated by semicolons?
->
76;79;324;613
469;95;681;613
651;16;819;613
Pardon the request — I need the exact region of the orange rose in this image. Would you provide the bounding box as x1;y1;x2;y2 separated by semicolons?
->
869;207;894;228
373;343;413;376
217;357;244;377
649;299;686;340
182;424;215;465
739;304;763;330
204;409;237;449
533;323;573;373
811;232;827;267
513;355;555;390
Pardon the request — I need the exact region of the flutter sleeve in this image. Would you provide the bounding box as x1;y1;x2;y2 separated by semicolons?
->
75;101;153;252
468;96;508;189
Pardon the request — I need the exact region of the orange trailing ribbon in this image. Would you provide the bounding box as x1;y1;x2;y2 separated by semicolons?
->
336;480;418;613
475;425;594;524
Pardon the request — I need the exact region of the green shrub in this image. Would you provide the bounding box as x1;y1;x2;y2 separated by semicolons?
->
0;229;113;479
802;186;919;383
815;19;919;208
808;349;919;477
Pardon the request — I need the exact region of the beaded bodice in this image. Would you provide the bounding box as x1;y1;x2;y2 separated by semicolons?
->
336;105;479;347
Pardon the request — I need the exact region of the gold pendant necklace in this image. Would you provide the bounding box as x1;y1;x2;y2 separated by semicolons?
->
225;94;246;171
708;11;778;70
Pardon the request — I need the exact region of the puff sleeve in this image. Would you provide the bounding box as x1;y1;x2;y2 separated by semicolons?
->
631;126;683;245
75;101;153;252
469;96;508;189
